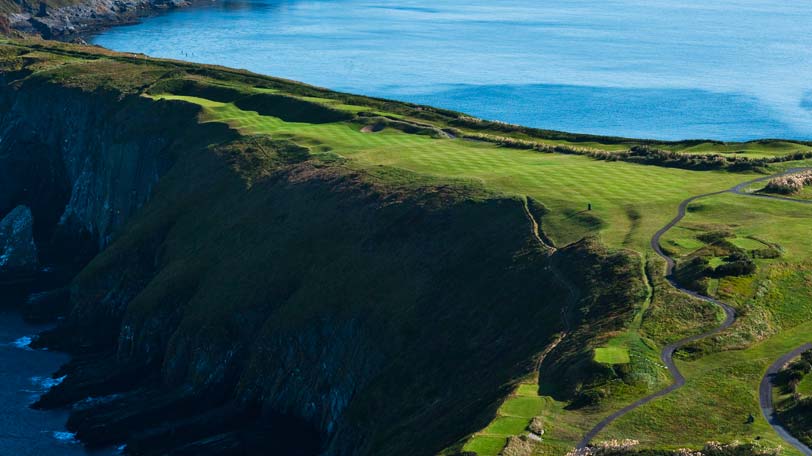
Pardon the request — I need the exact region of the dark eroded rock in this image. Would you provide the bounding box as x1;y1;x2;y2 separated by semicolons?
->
0;205;38;275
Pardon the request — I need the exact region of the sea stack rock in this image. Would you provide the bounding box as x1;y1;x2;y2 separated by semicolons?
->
0;205;39;275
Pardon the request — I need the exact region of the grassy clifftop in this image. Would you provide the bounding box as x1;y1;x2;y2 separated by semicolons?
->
3;39;812;456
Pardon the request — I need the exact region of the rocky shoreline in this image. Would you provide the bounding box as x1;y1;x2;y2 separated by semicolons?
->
7;0;199;40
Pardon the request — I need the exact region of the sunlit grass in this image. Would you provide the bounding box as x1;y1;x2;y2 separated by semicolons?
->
595;346;631;364
150;93;758;251
463;380;545;456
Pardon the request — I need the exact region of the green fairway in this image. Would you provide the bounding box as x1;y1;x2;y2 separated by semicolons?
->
669;237;705;251
729;236;769;250
463;381;546;456
151;93;757;251
594;346;632;364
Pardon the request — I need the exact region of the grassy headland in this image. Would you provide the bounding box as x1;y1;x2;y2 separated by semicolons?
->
2;38;812;455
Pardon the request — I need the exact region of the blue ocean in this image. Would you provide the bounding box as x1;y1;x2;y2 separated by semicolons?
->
91;0;812;140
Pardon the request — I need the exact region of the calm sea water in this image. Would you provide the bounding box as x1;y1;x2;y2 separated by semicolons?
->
92;0;812;140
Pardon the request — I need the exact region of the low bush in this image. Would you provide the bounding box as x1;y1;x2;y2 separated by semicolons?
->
763;170;812;194
500;435;535;456
570;387;607;408
775;352;812;446
750;247;781;259
777;357;812;389
527;416;544;435
803;350;812;364
712;260;756;277
457;132;812;172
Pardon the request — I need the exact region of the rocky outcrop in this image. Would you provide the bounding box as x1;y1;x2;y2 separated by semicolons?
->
0;205;38;274
6;0;188;39
24;287;71;321
0;75;229;267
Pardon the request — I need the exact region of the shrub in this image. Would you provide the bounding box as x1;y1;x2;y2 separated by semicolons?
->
751;247;781;259
528;416;544;435
713;260;756;277
701;441;781;456
725;251;750;263
791;360;812;374
501;435;535;456
697;231;733;244
570;388;607;408
776;359;812;388
763;170;812;194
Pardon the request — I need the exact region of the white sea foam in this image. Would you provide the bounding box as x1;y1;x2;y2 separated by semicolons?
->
30;375;66;390
11;335;35;350
52;431;78;443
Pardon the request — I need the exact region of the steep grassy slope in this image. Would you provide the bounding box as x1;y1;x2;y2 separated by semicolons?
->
3;38;812;456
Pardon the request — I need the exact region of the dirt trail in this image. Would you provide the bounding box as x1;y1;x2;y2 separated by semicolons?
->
577;168;812;451
522;197;577;364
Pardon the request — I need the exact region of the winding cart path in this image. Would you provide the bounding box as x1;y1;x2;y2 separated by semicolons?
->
577;168;812;452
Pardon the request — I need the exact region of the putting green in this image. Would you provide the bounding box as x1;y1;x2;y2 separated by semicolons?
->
594;346;632;365
729;237;768;250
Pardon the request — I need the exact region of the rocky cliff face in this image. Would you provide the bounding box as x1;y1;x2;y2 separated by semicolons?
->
0;74;224;267
5;0;188;39
0;205;38;274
